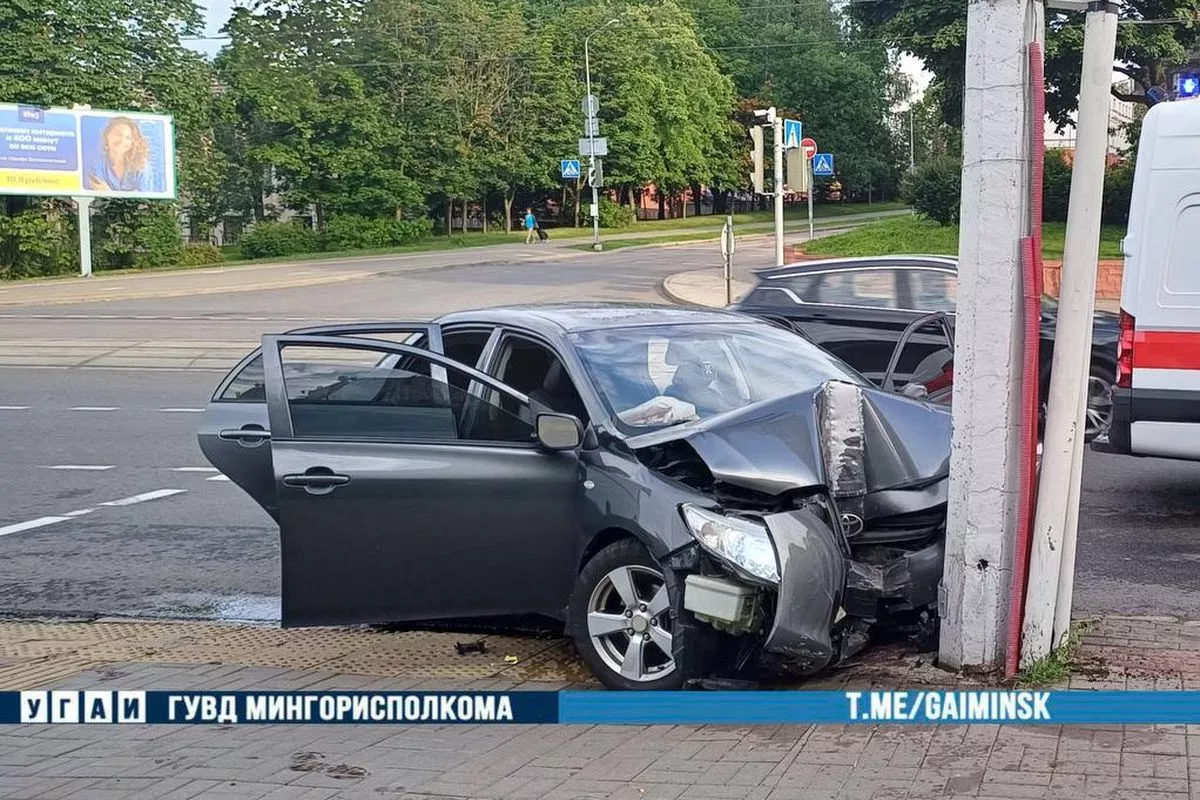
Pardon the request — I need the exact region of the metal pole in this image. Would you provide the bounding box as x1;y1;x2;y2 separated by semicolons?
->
1023;0;1120;662
772;111;784;266
584;36;600;252
75;196;94;277
584;19;618;253
723;215;733;306
909;108;916;170
807;158;814;241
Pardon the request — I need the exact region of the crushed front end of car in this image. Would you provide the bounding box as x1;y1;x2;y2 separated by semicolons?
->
632;380;950;679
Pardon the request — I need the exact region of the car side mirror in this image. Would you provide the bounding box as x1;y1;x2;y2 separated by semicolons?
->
535;413;582;451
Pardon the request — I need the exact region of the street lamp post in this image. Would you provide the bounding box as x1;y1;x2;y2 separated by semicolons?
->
584;18;619;252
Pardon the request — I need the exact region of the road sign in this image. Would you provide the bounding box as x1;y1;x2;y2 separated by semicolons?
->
582;95;599;117
801;137;817;160
812;153;835;177
587;158;604;188
579;137;608;157
583;117;600;137
561;159;581;179
783;119;802;150
785;148;808;193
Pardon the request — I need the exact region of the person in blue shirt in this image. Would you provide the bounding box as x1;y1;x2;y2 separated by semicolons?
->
524;208;537;244
84;117;155;193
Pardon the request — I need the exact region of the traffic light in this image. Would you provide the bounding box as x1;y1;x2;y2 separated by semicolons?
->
750;125;764;195
588;158;603;188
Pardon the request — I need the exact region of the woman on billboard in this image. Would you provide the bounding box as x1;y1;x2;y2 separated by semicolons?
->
83;116;155;193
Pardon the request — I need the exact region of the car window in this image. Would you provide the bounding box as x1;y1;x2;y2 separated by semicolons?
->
811;270;901;308
571;321;864;433
220;353;267;401
278;344;532;444
217;328;477;404
491;335;589;424
907;270;957;313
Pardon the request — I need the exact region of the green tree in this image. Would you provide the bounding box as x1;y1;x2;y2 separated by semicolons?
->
850;1;1200;129
0;0;212;274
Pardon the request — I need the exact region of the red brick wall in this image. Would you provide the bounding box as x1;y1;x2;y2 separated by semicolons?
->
1042;260;1123;300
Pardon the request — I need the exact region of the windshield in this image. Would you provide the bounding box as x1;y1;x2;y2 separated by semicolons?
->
570;321;866;434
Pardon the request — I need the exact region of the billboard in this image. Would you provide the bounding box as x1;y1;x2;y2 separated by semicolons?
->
0;104;175;199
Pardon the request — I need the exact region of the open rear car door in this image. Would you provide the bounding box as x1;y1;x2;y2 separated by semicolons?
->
880;312;955;405
198;323;446;520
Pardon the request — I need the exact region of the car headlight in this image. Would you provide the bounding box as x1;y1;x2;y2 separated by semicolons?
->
680;504;780;584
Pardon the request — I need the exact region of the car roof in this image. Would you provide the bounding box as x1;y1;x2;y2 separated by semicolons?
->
753;255;958;280
434;302;756;335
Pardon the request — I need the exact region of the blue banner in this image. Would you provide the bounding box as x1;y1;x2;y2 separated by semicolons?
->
9;690;1200;725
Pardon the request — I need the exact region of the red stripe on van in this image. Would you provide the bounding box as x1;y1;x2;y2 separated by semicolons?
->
1133;330;1200;370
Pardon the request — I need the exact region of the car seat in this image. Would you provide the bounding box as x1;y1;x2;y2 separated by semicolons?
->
528;361;588;423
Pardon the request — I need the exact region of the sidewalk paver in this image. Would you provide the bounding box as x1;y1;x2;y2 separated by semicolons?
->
0;615;1196;798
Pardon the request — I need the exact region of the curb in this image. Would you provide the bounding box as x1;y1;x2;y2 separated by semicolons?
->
660;270;753;310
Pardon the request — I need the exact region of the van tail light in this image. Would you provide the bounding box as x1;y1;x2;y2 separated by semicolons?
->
1117;309;1135;389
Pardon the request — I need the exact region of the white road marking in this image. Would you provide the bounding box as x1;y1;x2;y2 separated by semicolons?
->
43;465;115;471
206;475;231;482
171;467;218;473
99;488;187;507
159;408;203;413
65;509;94;517
70;406;119;411
0;406;30;410
0;517;71;537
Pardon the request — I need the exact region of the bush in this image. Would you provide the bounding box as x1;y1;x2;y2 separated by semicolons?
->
175;243;224;266
1101;164;1133;226
0;204;77;278
95;201;182;270
324;214;432;251
901;157;962;225
598;197;635;229
1040;151;1134;226
238;221;318;259
1042;151;1072;222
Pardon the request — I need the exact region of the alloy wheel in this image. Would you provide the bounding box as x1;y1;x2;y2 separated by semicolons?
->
1086;373;1114;441
586;564;675;682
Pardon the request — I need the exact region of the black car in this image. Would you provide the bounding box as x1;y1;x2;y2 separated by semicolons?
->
198;304;951;690
731;256;1121;441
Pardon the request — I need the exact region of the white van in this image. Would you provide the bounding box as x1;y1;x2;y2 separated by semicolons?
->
1098;98;1200;461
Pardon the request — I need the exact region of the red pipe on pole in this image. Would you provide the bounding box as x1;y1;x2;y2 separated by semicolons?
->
1005;41;1046;678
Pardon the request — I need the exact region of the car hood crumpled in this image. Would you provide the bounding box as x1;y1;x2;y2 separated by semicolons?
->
627;381;951;499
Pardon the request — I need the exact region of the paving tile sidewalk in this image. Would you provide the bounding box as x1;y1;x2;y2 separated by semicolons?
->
0;615;1198;799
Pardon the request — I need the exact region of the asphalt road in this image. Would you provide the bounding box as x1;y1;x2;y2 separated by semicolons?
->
0;235;1197;625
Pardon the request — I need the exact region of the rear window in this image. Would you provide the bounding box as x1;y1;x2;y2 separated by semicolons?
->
219;354;266;402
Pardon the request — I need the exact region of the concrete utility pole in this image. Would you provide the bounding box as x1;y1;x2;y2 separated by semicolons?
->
939;0;1041;671
1022;0;1120;664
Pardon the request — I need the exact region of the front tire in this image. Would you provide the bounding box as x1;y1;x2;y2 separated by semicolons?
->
569;539;693;690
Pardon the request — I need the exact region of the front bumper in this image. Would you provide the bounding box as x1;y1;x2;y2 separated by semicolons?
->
684;508;945;678
843;538;945;619
757;511;944;675
758;508;845;675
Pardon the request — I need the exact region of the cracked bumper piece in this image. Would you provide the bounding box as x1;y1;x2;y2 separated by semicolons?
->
843;538;945;619
759;508;846;676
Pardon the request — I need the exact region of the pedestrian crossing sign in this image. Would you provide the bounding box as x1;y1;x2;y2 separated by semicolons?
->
783;119;802;150
812;153;835;177
561;159;581;179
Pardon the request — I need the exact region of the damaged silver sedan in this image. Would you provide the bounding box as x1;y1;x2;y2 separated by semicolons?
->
198;304;950;690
